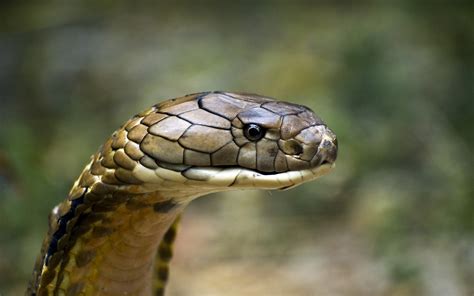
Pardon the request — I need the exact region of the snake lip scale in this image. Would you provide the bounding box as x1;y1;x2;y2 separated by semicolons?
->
28;91;338;296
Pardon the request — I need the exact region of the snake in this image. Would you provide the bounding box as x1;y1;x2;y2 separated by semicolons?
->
26;91;338;296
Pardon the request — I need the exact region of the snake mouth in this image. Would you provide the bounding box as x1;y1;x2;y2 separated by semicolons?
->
275;162;335;190
132;161;336;195
179;162;335;190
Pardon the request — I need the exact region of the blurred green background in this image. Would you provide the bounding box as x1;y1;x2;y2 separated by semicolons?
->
0;2;473;295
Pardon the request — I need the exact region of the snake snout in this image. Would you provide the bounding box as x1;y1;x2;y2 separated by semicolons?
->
312;127;338;166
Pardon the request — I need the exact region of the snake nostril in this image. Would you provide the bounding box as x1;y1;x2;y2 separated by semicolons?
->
293;143;303;155
279;139;303;155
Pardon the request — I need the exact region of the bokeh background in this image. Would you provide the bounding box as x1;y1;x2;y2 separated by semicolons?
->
1;2;472;295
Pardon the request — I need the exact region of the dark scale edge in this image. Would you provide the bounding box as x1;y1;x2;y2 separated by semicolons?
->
45;194;86;265
50;196;98;295
176;113;230;131
153;200;178;213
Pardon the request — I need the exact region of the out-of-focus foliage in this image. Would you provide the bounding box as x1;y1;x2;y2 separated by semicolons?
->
0;2;472;295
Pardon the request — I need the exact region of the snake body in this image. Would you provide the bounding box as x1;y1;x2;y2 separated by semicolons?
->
27;91;338;296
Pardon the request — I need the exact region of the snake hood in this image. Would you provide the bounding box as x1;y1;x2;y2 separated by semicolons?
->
104;91;339;196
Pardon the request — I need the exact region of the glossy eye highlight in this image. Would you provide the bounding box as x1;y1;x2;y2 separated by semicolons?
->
243;123;265;141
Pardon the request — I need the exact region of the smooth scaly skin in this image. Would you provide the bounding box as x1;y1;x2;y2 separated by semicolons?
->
27;91;338;296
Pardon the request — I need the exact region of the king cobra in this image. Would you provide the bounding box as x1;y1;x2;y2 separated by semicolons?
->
27;91;338;296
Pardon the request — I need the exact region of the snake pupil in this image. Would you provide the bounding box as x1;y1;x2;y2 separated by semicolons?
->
244;123;265;141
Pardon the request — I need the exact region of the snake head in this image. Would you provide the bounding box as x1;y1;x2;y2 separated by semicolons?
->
101;91;337;196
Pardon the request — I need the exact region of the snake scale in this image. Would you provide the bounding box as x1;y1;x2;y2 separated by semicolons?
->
27;91;338;296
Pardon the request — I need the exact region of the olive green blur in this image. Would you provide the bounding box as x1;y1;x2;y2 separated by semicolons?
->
0;2;472;295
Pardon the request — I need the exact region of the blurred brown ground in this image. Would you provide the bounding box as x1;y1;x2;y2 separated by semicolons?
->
0;2;473;295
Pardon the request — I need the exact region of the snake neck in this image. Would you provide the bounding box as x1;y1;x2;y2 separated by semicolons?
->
28;106;209;296
29;153;193;296
75;193;185;296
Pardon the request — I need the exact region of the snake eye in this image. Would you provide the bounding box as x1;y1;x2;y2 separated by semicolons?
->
243;123;265;141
